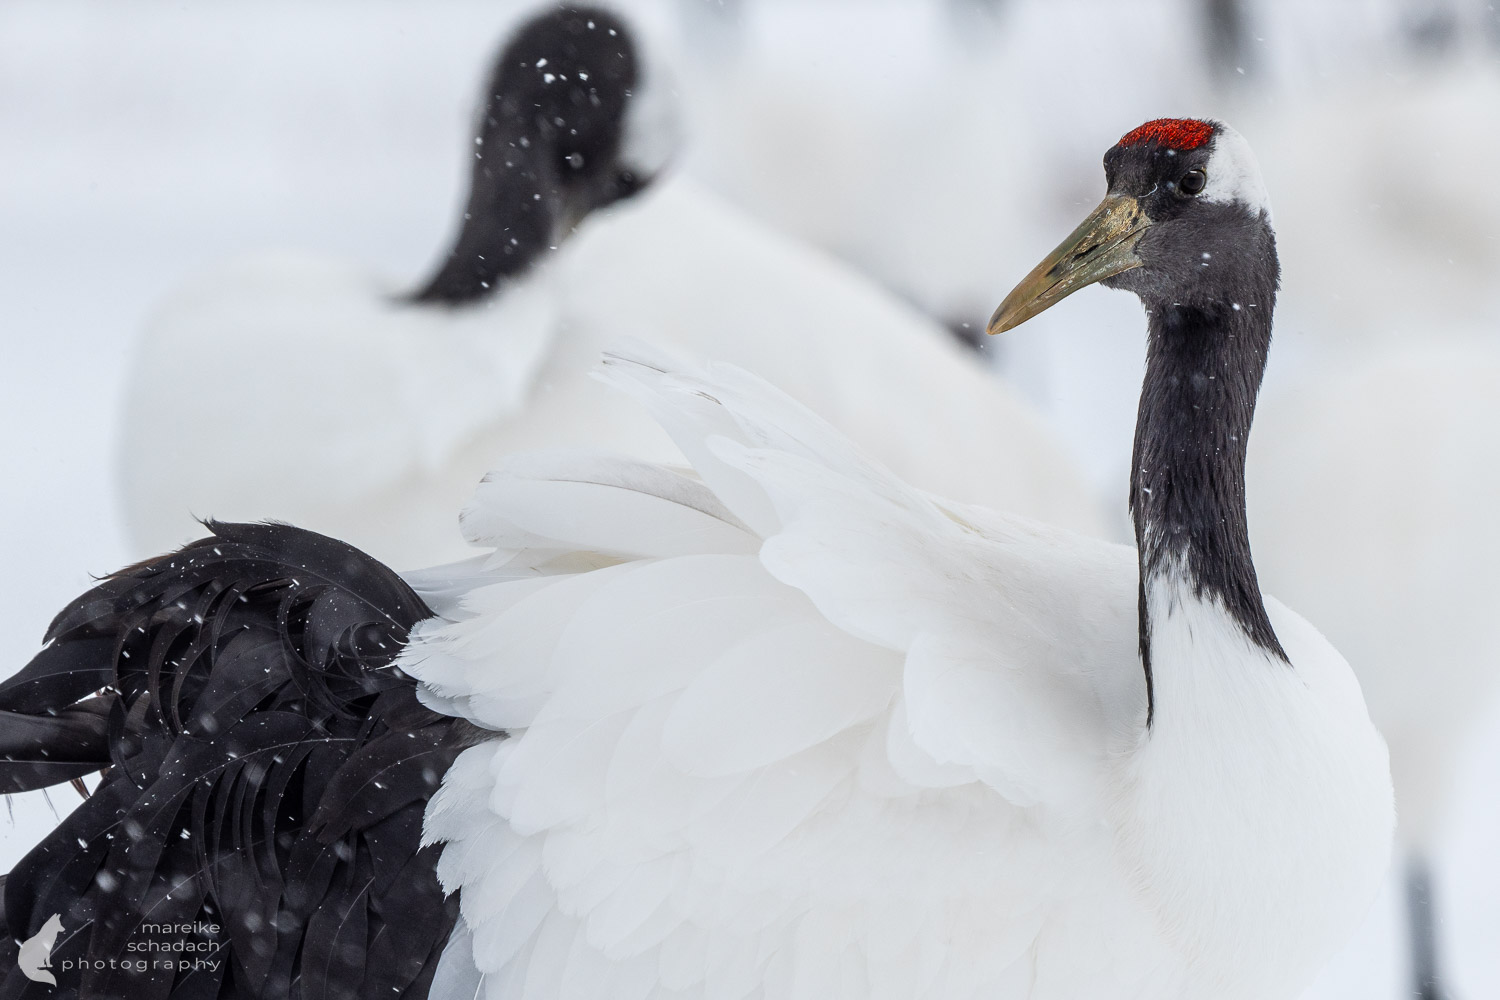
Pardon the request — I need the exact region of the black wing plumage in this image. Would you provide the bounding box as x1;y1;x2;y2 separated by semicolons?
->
0;522;477;1000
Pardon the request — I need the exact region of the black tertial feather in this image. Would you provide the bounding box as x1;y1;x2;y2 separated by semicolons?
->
0;522;479;999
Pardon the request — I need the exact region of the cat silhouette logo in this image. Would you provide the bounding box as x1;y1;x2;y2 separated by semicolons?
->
17;913;63;985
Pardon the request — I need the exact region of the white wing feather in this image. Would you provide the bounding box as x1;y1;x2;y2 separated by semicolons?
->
403;346;1165;1000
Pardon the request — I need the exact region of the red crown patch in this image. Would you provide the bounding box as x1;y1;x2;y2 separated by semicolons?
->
1118;119;1215;152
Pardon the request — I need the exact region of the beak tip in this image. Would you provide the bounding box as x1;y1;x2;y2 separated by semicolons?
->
986;302;1022;336
988;194;1149;339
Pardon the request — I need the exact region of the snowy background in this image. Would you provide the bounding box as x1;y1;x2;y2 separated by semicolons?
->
2;1;1498;997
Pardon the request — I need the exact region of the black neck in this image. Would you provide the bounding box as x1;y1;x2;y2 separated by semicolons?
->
1131;292;1287;719
410;105;558;305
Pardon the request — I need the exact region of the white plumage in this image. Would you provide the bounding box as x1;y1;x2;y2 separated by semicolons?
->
397;344;1391;1000
119;251;562;567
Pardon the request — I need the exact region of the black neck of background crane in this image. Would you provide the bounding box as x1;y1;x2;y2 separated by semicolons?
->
1130;278;1288;721
410;112;557;305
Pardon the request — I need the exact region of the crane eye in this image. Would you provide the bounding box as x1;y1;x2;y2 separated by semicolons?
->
1179;169;1207;196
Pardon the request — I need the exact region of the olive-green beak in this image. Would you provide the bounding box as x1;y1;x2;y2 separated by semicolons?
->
988;195;1152;335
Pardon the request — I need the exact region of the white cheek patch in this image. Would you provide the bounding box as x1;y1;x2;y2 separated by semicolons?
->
618;39;681;181
1201;123;1273;223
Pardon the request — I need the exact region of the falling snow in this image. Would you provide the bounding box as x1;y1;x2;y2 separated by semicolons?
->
1;3;1498;1000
